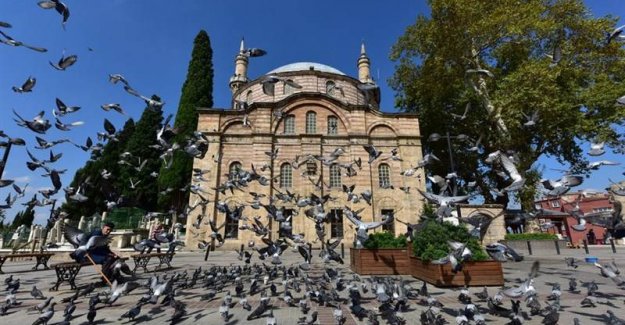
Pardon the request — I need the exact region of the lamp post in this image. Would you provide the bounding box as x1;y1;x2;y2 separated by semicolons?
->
38;199;57;251
0;132;27;180
0;142;11;179
427;132;469;196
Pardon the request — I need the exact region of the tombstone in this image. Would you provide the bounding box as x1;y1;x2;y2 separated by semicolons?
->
59;219;70;244
91;212;102;231
14;224;28;241
47;226;57;244
28;225;42;251
78;216;86;231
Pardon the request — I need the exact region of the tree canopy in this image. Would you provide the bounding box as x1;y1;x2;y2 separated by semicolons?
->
158;30;214;212
62;118;135;219
390;0;625;208
11;205;35;229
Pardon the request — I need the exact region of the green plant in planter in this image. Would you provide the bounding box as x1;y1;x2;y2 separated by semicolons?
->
505;233;557;240
412;220;489;262
363;231;407;249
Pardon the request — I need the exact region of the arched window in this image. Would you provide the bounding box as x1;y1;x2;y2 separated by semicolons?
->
327;116;338;135
378;163;391;188
280;163;292;188
306;111;317;134
229;162;242;181
283;115;295;134
284;79;296;95
329;164;342;188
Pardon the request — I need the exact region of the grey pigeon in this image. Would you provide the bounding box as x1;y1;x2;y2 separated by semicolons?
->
49;53;77;70
12;76;36;93
37;0;70;28
119;303;142;321
32;302;55;325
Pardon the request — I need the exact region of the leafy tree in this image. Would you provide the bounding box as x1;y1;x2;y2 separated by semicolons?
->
158;30;214;212
390;0;625;209
120;98;165;211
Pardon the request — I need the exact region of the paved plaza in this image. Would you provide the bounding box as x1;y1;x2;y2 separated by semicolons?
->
0;245;624;324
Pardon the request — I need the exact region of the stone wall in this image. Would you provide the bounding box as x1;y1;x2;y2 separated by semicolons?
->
188;86;424;250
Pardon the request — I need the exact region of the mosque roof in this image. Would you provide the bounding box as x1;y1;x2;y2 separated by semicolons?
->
266;62;346;76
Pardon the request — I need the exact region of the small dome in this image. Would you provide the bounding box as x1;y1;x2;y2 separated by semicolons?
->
266;62;346;76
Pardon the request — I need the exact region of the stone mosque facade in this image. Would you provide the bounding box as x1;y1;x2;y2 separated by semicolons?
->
186;41;426;249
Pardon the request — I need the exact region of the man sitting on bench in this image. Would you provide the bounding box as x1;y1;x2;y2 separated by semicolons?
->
69;222;133;282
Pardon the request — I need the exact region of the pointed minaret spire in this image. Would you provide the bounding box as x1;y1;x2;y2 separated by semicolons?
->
357;41;373;84
229;37;249;95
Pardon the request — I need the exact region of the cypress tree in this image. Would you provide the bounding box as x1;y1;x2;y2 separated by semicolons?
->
11;206;35;228
158;30;214;212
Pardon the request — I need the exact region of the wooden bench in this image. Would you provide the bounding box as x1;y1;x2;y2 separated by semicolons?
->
50;257;129;291
130;252;175;274
0;252;55;274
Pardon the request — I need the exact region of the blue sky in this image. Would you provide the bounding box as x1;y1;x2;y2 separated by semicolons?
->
0;1;623;225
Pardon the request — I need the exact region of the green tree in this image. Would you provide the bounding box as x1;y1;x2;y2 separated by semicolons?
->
62;118;136;219
120;97;165;211
11;206;35;228
390;0;625;209
158;30;214;212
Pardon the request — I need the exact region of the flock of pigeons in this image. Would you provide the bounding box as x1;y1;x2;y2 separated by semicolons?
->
0;245;623;324
2;3;625;325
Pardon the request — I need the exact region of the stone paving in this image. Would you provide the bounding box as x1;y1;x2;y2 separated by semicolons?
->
0;245;623;324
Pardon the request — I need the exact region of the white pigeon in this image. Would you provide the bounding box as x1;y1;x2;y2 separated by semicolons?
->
587;160;620;170
344;212;393;247
503;261;539;298
588;141;605;156
417;189;472;218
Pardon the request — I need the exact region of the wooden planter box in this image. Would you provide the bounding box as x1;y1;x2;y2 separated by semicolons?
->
350;247;410;275
410;256;504;287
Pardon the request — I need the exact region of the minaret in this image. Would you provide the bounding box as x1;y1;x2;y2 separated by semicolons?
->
229;38;249;95
357;42;373;84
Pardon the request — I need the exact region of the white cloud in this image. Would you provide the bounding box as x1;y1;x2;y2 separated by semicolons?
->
12;176;31;183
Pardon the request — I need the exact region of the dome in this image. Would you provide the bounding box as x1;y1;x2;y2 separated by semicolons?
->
266;62;346;76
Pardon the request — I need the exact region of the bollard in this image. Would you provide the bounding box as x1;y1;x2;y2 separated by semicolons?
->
308;243;312;260
341;243;345;259
321;241;325;251
554;240;560;255
527;240;533;255
610;238;617;254
582;240;589;254
240;244;245;253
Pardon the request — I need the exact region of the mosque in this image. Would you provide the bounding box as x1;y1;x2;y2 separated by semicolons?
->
186;41;425;249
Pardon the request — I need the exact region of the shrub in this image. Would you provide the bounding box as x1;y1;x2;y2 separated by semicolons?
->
505;233;558;240
412;220;489;262
363;231;407;249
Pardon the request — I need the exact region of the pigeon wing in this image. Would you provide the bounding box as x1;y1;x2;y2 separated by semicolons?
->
103;119;116;135
63;223;85;248
297;245;309;262
86;235;111;249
